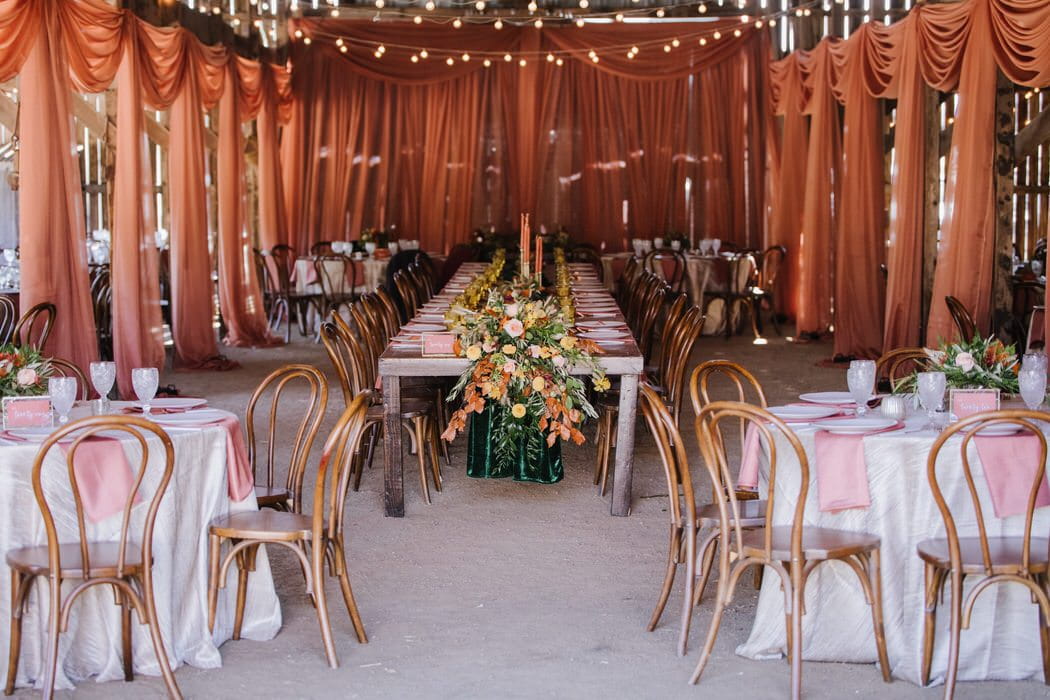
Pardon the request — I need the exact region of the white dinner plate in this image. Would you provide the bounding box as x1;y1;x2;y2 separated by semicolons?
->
3;427;56;443
768;405;842;422
581;329;633;339
403;324;447;332
813;417;897;435
799;391;856;406
113;398;208;411
973;424;1022;437
576;320;629;330
151;409;228;426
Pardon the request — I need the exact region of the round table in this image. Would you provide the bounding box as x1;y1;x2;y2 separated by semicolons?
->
0;406;280;690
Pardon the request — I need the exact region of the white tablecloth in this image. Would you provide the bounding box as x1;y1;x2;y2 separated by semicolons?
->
738;423;1050;686
0;418;281;690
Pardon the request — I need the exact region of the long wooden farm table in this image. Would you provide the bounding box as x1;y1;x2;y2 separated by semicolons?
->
377;263;644;517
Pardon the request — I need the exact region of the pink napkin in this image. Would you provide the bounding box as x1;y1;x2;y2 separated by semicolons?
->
974;433;1050;518
738;425;762;490
218;416;254;502
59;438;138;524
813;422;902;513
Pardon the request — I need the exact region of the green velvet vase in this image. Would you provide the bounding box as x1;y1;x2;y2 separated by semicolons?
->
466;404;563;484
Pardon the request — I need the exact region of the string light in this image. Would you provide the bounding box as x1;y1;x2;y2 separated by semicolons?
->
627;51;634;59
494;18;503;29
770;19;777;26
579;0;589;7
534;18;543;28
734;28;742;36
340;44;348;53
614;12;624;21
462;52;471;61
591;55;599;63
411;54;419;62
713;30;721;39
504;53;513;61
663;44;671;52
671;38;680;47
698;3;707;13
336;38;344;47
425;0;435;9
630;45;639;54
330;8;339;16
556;57;564;66
374;0;383;8
375;50;383;58
547;53;555;62
475;0;485;10
420;49;428;58
294;29;303;38
656;8;665;17
699;37;707;45
446;57;455;65
575;18;585;27
303;36;311;45
413;15;422;24
519;58;528;66
452;17;463;28
527;1;537;11
484;58;492;66
755;19;763;28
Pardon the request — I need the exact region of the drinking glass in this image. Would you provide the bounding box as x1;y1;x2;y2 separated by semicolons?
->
1019;368;1047;411
846;360;876;416
917;371;947;428
712;238;722;255
3;248;15;265
48;377;77;425
131;367;160;417
1022;352;1048;373
89;361;116;414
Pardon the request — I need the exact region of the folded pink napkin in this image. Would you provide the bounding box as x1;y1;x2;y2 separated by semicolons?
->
737;425;762;490
974;433;1050;518
59;438;138;524
813;422;902;512
218;416;254;502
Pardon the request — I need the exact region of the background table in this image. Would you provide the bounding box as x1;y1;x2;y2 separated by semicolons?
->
737;422;1050;685
0;415;281;690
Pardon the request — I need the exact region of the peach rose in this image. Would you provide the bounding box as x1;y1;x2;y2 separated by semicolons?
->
504;318;525;338
16;368;37;386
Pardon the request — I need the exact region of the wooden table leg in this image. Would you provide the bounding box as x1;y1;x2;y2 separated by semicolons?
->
383;374;404;517
611;373;638;516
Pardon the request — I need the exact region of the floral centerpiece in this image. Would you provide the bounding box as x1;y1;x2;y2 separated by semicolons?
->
441;276;609;484
896;335;1020;394
0;345;52;397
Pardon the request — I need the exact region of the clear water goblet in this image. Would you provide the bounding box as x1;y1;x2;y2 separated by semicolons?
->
131;367;159;417
1022;352;1048;373
48;377;77;425
917;371;947;429
89;361;116;414
1019;367;1047;411
847;360;876;416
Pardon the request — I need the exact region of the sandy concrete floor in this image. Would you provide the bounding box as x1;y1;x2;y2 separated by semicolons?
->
22;332;1048;699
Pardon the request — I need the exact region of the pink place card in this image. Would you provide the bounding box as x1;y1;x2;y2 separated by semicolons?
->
2;397;53;429
950;389;1000;420
421;333;458;357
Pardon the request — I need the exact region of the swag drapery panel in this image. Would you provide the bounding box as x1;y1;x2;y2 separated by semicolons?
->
769;0;1050;359
283;20;771;255
0;0;291;395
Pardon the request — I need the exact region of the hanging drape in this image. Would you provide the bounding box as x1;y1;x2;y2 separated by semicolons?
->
285;20;770;254
0;0;290;389
769;0;1050;355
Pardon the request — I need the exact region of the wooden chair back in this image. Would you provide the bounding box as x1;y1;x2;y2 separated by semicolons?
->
945;295;978;340
661;306;706;426
393;269;420;321
643;248;687;293
0;295;15;344
313;391;372;544
48;358;89;401
314;255;354;305
245;364;328;513
374;286;403;338
320;321;374;405
310;241;334;257
640;383;697;532
253;248;274;299
409;260;435;300
13;301;56;349
927;410;1049;576
726;253;759;296
32;416;175;578
876;346;929;389
696;401;810;565
689;360;768;467
269;244;298;295
349;294;386;369
653;292;690;386
625;272;658;334
617;256;642;307
637;282;669;361
758;245;786;292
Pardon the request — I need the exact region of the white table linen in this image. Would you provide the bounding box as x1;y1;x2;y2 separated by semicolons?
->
736;424;1050;686
0;419;281;690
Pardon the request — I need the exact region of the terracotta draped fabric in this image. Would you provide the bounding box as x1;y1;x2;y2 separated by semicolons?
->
257;65;292;253
770;0;1050;351
285;20;770;254
217;57;281;347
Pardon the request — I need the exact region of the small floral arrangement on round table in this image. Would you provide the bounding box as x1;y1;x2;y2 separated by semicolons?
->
896;335;1020;394
442;283;609;484
0;345;52;397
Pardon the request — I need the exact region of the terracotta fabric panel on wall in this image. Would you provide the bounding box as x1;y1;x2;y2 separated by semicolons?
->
257;64;291;253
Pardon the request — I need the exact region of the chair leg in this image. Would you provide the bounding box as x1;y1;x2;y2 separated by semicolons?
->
693;531;720;607
41;578;62;699
436;386;451;466
944;572;964;700
647;525;681;632
689;569;730;685
1038;580;1050;685
413;418;431;504
4;571;25;696
138;573;183;699
426;417;443;492
311;544;340;668
678;521;698;657
789;561;804;700
867;550;892;682
600;419;617;497
746;299;761;340
332;541;368;644
120;589;134;682
207;533;222;633
593;410;608;486
920;563;943;686
232;547;253;640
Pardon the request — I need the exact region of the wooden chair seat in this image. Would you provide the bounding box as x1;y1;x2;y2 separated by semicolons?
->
697;499;765;527
254;485;291;509
209;510;315;542
741;526;880;560
366;398;432;422
917;536;1050;575
6;542;145;578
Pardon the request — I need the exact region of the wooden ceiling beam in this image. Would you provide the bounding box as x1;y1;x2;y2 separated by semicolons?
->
1016;101;1050;161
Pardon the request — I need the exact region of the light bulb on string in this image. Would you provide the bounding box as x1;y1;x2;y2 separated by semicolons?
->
494;18;503;29
534;18;543;28
614;12;624;21
555;57;564;66
527;1;537;11
794;8;803;16
579;0;588;7
626;51;634;59
475;0;485;9
587;49;596;58
375;50;383;58
340;44;348;53
698;3;707;13
712;30;721;39
591;55;599;63
453;17;463;28
630;45;638;54
330;8;339;16
755;19;763;27
671;38;680;47
575;18;585;27
303;36;312;44
519;58;527;66
547;53;555;62
769;18;776;26
411;54;419;62
462;53;470;61
446;57;455;65
335;38;344;47
425;0;435;9
420;49;429;58
374;0;383;8
413;15;422;23
504;53;513;61
656;8;665;17
740;14;749;22
698;37;707;45
377;45;386;54
484;58;492;66
294;29;303;38
733;28;741;36
663;44;671;52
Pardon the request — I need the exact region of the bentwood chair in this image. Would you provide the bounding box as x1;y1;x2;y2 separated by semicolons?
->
4;416;181;698
643;248;688;294
47;357;90;401
702;253;760;340
945;296;978;341
269;244;317;342
309;240;335;257
918;411;1050;697
0;295;16;344
752;245;786;335
12;301;56;350
313;254;356;322
616;256;641;308
875;346;930;392
392;269;421;323
207;393;372;668
246;364;328;512
690;402;892;698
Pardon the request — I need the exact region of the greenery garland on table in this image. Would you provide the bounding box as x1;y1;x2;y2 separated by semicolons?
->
441;271;609;468
895;335;1020;394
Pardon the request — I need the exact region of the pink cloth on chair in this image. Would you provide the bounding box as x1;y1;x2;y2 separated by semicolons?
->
218;416;254;502
973;433;1050;518
59;438;137;524
738;425;762;491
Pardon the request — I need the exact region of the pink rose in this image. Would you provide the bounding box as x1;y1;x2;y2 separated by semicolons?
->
955;351;976;372
502;359;517;374
504;303;519;318
552;355;567;368
16;368;37;386
504;318;525;338
529;345;542;358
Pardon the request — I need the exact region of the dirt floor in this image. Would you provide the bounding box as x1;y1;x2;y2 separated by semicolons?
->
22;332;1048;699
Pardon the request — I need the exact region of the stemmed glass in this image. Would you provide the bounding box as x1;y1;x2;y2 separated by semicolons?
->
917;371;947;429
1022;352;1048;373
47;377;77;425
846;360;876;416
1019;367;1047;411
131;367;159;417
89;361;116;414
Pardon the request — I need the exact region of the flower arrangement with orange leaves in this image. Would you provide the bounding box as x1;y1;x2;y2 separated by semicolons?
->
895;334;1020;394
442;282;610;463
0;345;52;397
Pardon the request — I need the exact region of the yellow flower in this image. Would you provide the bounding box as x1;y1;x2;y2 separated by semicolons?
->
511;403;527;419
559;336;577;350
465;345;482;361
593;376;611;392
502;344;517;355
532;376;546;392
